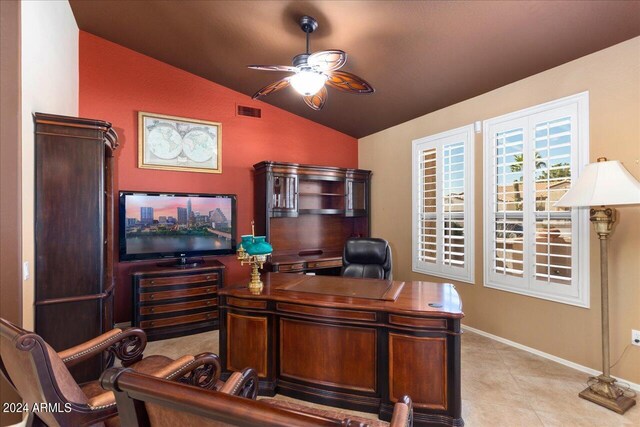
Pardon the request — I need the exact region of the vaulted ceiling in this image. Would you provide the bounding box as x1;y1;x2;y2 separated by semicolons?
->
69;1;640;138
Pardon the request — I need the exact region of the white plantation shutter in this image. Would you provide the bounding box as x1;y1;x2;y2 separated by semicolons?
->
483;93;590;307
442;142;465;267
492;125;526;284
419;148;437;263
412;125;475;283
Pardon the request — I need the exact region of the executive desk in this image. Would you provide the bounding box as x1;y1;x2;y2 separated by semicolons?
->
219;273;464;427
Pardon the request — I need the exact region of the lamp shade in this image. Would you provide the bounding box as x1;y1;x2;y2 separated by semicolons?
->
555;159;640;207
290;70;327;96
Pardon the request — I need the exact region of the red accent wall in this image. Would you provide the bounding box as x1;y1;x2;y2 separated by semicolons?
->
79;32;357;323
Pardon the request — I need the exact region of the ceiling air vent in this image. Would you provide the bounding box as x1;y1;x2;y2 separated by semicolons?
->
237;105;261;118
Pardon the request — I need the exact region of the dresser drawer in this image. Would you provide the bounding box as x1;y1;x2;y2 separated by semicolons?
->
132;261;224;341
140;284;217;302
140;298;217;315
139;273;218;288
140;311;218;329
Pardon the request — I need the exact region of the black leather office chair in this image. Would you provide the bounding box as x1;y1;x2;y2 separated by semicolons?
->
341;238;392;280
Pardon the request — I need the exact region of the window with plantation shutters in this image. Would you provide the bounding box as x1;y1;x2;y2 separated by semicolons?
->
483;93;590;307
412;125;475;283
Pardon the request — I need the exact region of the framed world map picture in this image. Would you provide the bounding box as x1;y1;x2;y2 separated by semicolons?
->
138;112;222;174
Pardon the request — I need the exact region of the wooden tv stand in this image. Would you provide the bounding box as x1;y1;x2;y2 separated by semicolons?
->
131;260;225;341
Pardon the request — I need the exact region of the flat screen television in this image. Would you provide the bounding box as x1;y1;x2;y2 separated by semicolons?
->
119;191;237;262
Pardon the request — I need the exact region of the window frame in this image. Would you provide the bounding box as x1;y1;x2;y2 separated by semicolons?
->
412;124;475;284
482;92;590;308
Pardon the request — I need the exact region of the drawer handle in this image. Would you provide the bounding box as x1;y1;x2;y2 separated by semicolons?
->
206;275;211;280
149;294;155;300
206;288;211;293
206;301;212;306
150;308;155;313
206;313;212;319
151;280;155;284
149;321;155;326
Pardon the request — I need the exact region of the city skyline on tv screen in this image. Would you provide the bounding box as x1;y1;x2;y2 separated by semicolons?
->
122;194;234;257
125;194;232;222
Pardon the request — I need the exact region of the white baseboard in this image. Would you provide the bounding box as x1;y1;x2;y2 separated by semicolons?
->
462;324;640;392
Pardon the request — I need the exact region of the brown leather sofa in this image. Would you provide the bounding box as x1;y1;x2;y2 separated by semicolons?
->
0;317;252;427
102;367;413;427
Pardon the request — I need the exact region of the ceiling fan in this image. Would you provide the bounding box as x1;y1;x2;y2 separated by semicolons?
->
248;16;374;111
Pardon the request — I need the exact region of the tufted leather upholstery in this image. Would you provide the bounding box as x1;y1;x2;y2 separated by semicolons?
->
341;238;392;280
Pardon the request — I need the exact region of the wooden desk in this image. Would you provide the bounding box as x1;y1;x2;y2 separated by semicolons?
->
219;273;464;427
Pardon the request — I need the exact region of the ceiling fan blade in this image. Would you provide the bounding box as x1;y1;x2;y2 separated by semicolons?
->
325;71;374;94
307;50;347;71
248;65;299;73
252;77;291;99
303;86;328;111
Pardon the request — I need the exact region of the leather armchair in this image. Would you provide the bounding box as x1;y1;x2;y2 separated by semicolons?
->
0;317;237;427
341;238;392;280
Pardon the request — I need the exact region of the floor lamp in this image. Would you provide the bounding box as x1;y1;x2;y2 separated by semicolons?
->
555;157;640;414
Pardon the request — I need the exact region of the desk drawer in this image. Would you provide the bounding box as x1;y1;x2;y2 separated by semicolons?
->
306;259;342;269
140;311;218;329
277;303;376;322
388;315;446;329
227;297;267;309
278;263;305;272
140;298;217;315
139;273;218;288
140;285;217;302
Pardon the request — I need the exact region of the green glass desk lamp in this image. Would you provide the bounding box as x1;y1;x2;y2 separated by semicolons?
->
237;221;273;294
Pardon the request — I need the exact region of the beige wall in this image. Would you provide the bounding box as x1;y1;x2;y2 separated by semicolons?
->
21;0;79;329
359;37;640;384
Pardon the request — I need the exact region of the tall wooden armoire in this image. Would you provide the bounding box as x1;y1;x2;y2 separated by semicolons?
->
34;113;118;383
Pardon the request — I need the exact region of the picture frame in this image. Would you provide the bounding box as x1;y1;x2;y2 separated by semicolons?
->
138;111;222;174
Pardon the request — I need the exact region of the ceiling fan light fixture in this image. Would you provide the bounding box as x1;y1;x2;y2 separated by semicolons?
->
290;70;327;96
248;15;373;109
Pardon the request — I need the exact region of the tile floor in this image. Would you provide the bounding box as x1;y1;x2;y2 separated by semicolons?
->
146;330;639;426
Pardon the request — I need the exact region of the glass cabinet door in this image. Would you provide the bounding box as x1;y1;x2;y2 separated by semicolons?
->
271;174;298;216
346;178;367;216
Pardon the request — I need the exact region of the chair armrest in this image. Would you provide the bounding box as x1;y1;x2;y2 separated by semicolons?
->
58;327;147;368
86;390;117;411
164;352;222;390
218;367;259;399
389;395;413;427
